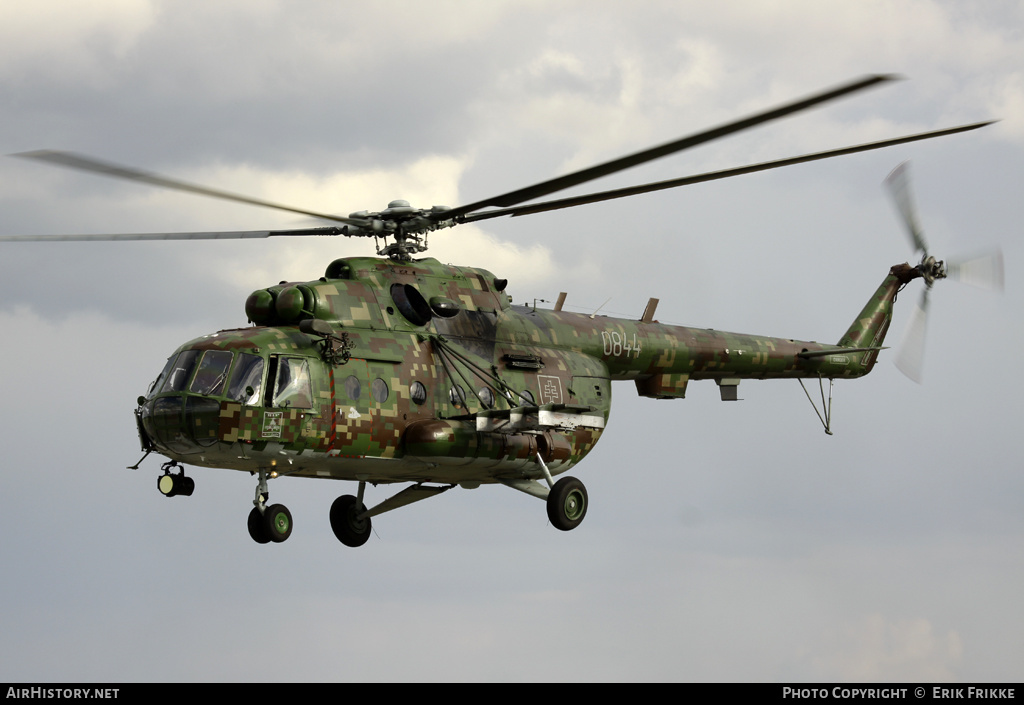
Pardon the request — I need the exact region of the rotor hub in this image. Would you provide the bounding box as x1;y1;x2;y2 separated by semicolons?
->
918;255;947;287
341;202;456;260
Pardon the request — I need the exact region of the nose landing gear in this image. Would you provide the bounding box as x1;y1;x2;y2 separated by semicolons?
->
247;468;293;544
247;507;271;544
264;504;293;542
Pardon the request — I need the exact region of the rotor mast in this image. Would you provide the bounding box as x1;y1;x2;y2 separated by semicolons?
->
341;200;457;260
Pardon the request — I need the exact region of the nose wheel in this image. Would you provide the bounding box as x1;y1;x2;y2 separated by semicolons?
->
247;503;294;544
247;468;293;544
263;504;293;542
247;507;271;544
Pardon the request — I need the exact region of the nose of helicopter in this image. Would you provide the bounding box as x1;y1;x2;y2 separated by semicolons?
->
139;394;221;455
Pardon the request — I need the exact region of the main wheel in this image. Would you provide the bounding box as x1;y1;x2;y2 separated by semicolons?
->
264;503;293;543
247;507;271;544
330;495;371;547
546;476;588;531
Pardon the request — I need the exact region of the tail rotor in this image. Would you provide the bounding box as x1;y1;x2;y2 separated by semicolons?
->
884;161;1003;382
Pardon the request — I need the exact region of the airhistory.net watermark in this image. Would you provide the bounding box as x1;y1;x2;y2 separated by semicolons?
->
6;688;118;699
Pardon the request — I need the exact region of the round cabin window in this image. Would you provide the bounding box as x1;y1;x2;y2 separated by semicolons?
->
477;387;494;408
344;375;361;401
410;381;427;405
449;385;467;409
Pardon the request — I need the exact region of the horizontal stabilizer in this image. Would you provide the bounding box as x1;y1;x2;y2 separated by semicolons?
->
798;346;887;359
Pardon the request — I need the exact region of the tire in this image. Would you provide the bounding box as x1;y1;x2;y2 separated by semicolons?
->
546;476;588;531
264;504;293;543
248;507;271;544
330;495;371;547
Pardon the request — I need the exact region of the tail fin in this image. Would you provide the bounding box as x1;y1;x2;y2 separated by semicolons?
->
837;264;919;373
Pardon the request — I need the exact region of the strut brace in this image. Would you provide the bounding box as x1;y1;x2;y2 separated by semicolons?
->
799;375;834;435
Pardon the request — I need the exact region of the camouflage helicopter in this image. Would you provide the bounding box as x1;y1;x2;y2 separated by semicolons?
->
3;75;1002;547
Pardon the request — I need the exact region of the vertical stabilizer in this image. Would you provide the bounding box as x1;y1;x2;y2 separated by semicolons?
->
837;264;920;373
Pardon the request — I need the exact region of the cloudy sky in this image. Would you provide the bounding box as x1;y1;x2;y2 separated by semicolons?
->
0;0;1021;682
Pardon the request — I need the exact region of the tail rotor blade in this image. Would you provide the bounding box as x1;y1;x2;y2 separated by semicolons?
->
894;288;930;383
884;161;928;256
883;162;1003;382
947;249;1004;292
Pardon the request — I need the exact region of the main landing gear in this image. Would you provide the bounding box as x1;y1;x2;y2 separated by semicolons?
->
329;494;372;547
546;476;588;531
532;452;588;531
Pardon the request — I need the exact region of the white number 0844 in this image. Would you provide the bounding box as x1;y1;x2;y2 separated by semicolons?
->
601;330;641;358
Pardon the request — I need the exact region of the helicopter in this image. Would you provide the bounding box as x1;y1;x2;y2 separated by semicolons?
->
2;74;1002;547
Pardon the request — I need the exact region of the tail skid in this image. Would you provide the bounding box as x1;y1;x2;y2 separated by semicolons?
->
794;263;918;435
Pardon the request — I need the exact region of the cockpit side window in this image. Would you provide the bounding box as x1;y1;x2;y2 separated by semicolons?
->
272;357;313;409
160;350;200;393
190;350;233;397
227;353;264;405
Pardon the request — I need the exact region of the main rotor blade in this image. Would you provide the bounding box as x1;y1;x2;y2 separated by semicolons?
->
459;122;994;223
0;227;346;243
894;287;930;383
444;74;900;220
884;160;928;255
12;151;368;227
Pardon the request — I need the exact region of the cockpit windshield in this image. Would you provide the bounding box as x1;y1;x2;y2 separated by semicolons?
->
190;350;233;396
146;349;267;406
147;355;176;397
160;350;200;393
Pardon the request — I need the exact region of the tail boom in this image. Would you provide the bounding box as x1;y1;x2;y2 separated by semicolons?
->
520;264;912;396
